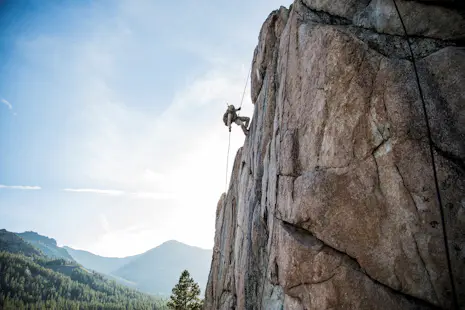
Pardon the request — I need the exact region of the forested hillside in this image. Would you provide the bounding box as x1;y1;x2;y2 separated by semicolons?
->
0;229;42;257
0;230;167;310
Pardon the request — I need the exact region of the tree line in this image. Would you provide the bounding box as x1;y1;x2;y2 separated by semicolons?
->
0;227;206;310
0;251;168;309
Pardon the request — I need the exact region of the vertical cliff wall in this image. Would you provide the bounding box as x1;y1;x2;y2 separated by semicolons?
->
205;0;465;309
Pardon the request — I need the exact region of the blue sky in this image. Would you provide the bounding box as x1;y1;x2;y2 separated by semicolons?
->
0;0;291;257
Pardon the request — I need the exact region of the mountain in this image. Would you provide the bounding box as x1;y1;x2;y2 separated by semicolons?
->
205;1;465;309
17;231;75;262
0;229;167;309
11;230;212;297
112;240;212;296
0;229;42;257
64;246;140;275
64;240;212;296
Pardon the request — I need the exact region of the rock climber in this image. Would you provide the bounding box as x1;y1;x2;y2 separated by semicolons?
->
223;104;250;135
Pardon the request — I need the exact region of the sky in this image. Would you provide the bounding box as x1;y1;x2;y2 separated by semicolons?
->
0;0;291;257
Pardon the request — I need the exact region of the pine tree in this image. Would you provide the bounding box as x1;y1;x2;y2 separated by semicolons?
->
167;270;203;310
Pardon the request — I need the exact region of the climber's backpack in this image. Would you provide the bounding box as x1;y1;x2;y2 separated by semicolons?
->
223;111;229;126
223;111;238;126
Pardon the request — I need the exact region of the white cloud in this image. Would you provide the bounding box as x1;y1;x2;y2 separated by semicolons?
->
63;188;124;196
63;188;175;200
1;98;13;110
0;184;41;190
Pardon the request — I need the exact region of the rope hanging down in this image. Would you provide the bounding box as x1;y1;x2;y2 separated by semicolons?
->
225;131;231;193
392;1;458;308
238;67;251;112
225;67;251;193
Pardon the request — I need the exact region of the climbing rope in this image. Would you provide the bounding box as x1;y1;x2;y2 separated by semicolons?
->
238;67;251;113
225;131;231;193
392;1;458;308
225;67;252;193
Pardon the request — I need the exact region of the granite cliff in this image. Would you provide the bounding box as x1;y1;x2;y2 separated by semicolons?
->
205;0;465;309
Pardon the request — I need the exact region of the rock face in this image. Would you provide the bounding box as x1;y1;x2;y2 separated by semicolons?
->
204;0;465;309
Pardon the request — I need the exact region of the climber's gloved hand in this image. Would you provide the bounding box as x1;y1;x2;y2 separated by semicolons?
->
237;107;241;111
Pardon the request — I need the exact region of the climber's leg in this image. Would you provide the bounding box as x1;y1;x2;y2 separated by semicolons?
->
238;116;250;129
241;124;249;135
235;118;249;136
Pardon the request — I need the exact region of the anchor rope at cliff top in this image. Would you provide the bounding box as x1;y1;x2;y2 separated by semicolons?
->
392;1;458;308
225;67;252;193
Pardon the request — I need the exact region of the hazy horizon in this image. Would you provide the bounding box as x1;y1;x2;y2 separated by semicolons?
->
0;0;292;257
65;237;213;258
13;228;213;258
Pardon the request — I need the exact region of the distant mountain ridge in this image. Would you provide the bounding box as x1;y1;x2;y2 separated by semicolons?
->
63;246;141;275
17;231;75;262
10;230;212;296
66;240;212;296
113;240;212;295
0;229;42;257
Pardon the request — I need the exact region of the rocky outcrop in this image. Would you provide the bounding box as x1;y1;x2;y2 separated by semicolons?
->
205;0;465;309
